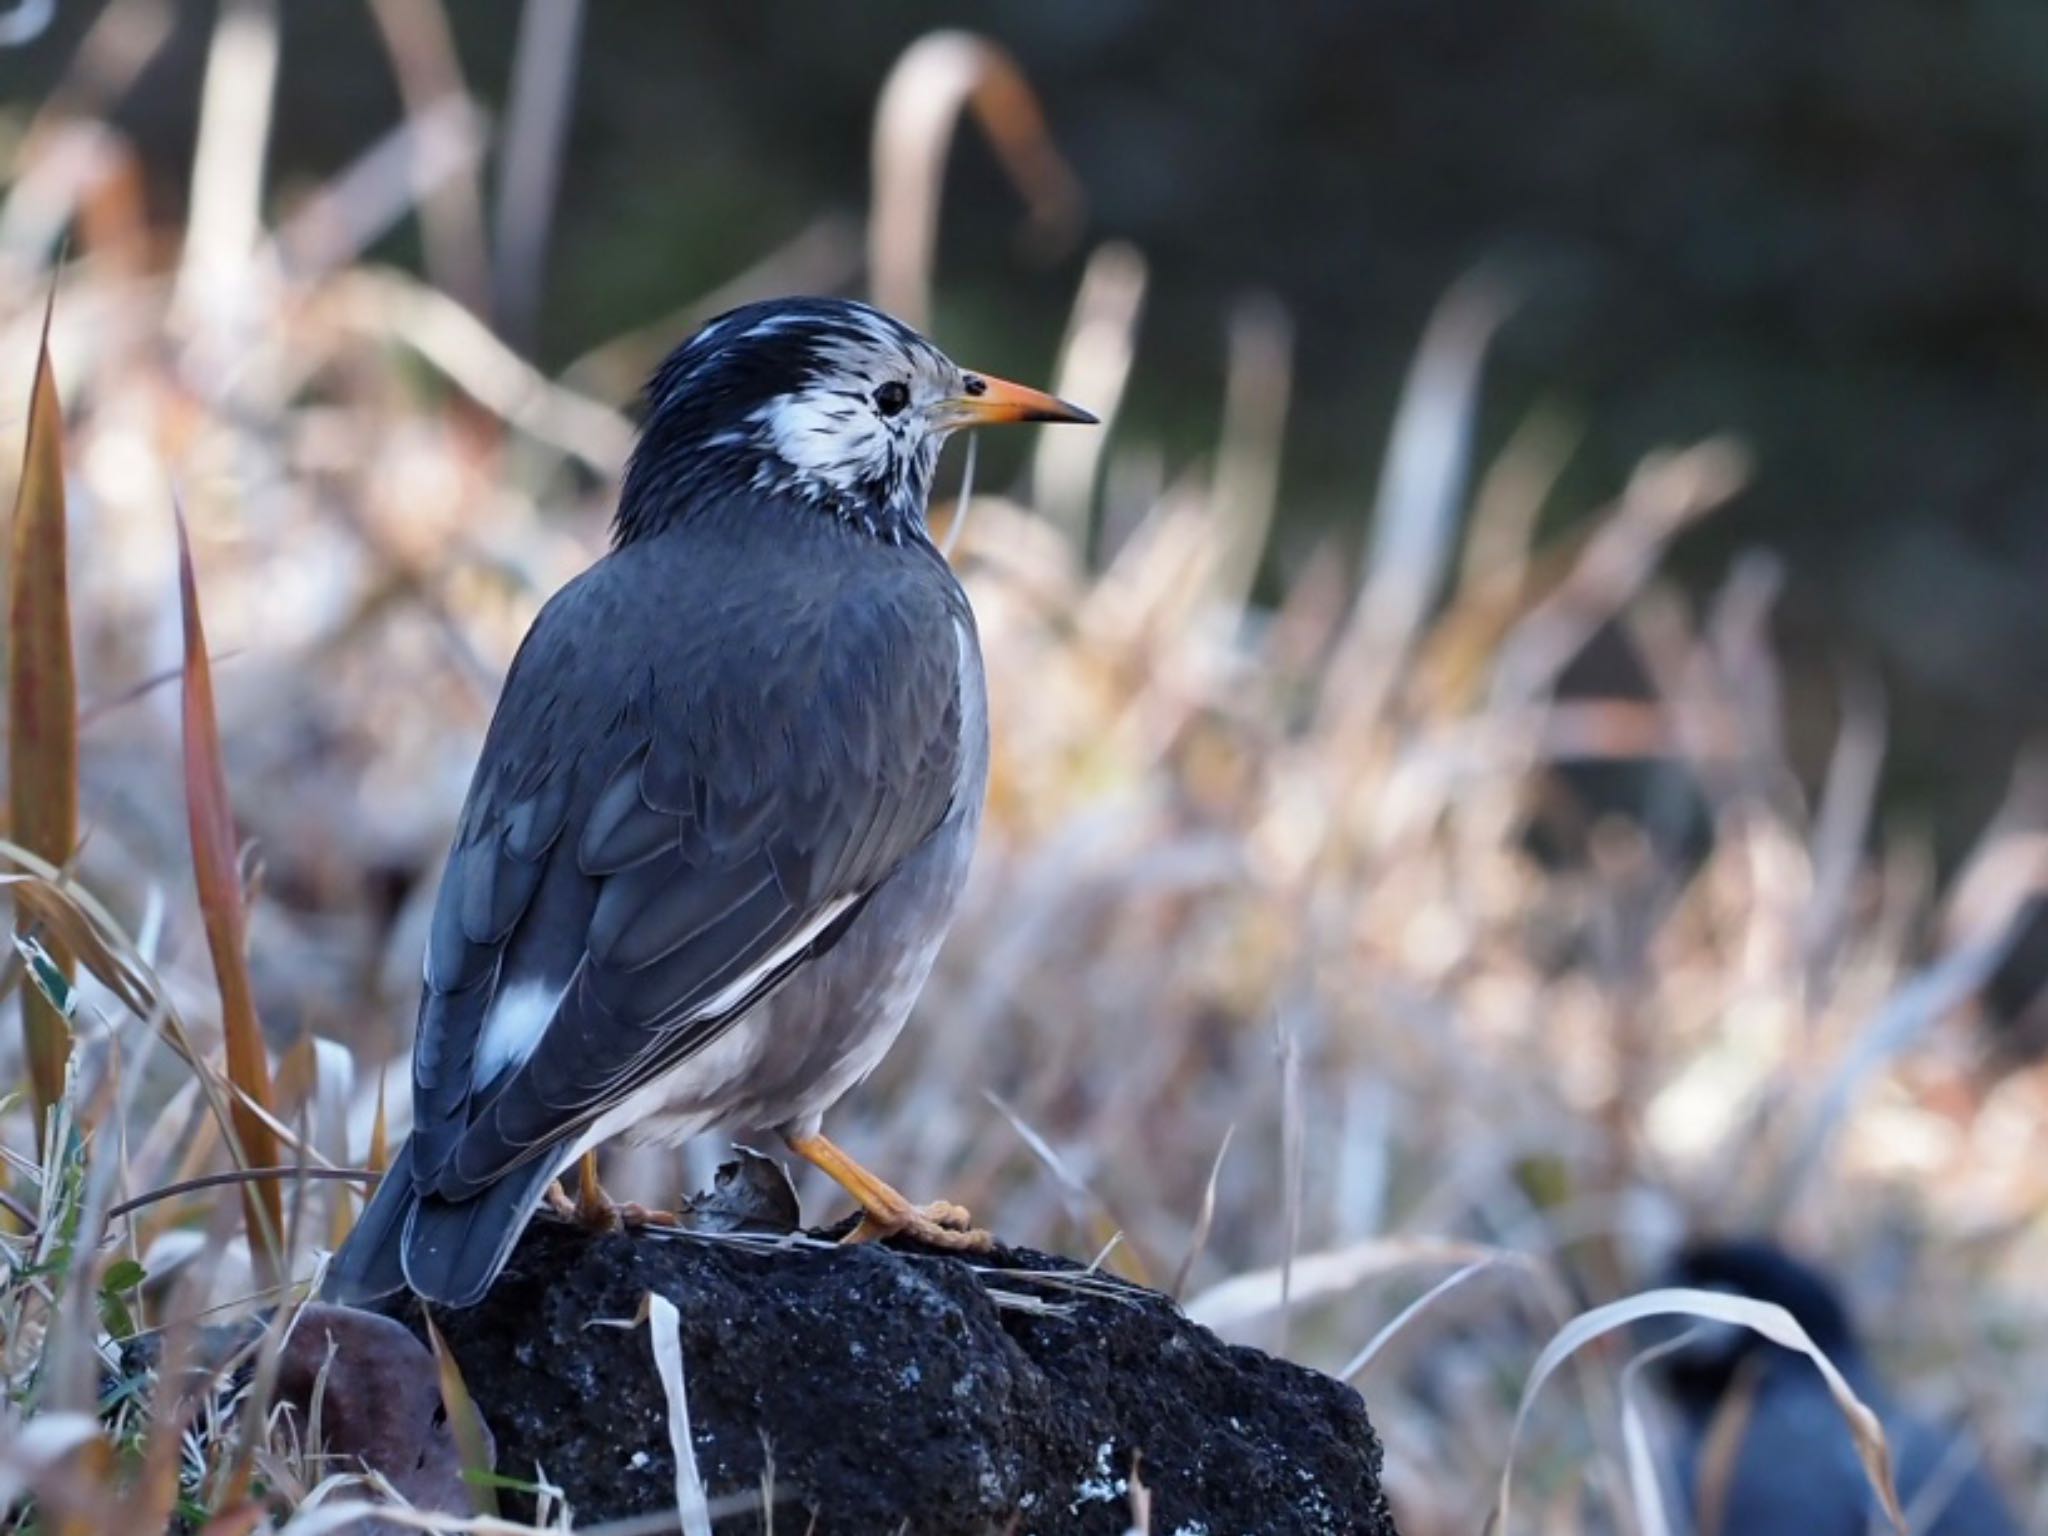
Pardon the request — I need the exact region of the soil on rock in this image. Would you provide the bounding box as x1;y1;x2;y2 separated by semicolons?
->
379;1216;1396;1535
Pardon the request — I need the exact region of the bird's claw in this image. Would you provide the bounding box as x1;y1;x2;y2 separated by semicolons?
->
918;1200;975;1231
544;1172;676;1231
850;1200;993;1252
613;1201;680;1229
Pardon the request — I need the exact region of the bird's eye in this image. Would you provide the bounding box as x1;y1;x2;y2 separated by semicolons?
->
873;380;911;417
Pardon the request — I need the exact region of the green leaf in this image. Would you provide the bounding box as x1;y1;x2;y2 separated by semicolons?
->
101;1258;146;1293
13;932;76;1019
98;1290;136;1341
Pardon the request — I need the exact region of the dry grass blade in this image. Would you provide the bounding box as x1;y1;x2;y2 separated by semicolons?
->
325;269;633;474
368;1067;391;1175
1489;436;1750;711
868;29;1082;326
1034;241;1148;550
1492;1288;1907;1536
1773;935;2013;1223
175;502;285;1285
173;0;277;334
424;1308;500;1520
1207;292;1294;617
1338;1257;1509;1381
491;0;585;347
5;861;159;1019
1185;1236;1515;1332
7;290;77;1140
1614;1331;1697;1536
363;0;491;312
1327;267;1519;723
113;1363;199;1534
1170;1123;1234;1300
647;1292;715;1536
0;1412;101;1506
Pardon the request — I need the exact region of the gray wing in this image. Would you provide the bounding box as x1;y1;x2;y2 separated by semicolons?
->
406;539;971;1200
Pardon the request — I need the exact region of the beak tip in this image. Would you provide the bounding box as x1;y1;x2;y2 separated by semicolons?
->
953;370;1101;429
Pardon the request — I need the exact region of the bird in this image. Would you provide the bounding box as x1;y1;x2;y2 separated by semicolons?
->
324;296;1095;1308
1655;1238;2017;1536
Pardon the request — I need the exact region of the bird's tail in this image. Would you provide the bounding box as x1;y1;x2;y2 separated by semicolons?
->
322;1139;421;1304
323;1140;562;1309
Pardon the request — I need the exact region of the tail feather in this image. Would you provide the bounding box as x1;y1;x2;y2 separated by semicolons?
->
322;1141;419;1304
323;1140;562;1309
399;1156;564;1308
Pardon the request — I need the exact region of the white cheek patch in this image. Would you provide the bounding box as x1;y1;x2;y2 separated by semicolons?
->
759;389;895;494
743;324;957;519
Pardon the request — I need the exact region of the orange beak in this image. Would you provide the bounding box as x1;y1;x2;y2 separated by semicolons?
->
935;370;1097;431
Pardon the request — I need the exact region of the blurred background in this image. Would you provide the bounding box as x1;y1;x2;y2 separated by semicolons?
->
11;1;2048;838
0;2;2044;1532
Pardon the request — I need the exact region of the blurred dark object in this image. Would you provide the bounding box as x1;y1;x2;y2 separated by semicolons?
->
121;1303;488;1534
1977;895;2048;1066
1657;1239;2017;1536
382;1217;1397;1535
278;1304;489;1533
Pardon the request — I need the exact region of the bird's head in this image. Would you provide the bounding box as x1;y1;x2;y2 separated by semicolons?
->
617;296;1094;544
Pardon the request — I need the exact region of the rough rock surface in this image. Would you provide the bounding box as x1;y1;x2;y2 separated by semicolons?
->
379;1215;1396;1535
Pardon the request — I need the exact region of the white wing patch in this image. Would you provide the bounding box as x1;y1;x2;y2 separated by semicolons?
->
473;976;568;1086
472;888;854;1097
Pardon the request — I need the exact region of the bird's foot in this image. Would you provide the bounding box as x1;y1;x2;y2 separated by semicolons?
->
784;1131;993;1252
547;1153;677;1231
612;1200;681;1229
850;1199;992;1252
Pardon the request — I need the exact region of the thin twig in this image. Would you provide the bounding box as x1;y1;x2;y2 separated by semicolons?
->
107;1166;380;1224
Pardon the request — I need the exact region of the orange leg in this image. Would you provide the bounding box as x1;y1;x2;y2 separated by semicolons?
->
784;1132;991;1252
545;1150;677;1229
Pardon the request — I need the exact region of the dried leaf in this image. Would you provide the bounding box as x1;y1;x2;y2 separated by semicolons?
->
423;1307;498;1519
174;503;283;1283
7;297;78;1139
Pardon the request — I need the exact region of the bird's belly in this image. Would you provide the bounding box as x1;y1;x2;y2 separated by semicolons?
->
612;805;977;1147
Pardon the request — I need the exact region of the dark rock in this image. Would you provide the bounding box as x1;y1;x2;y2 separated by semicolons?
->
375;1217;1396;1535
